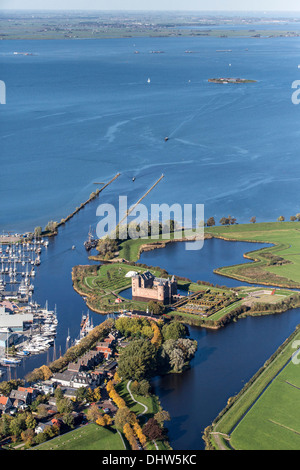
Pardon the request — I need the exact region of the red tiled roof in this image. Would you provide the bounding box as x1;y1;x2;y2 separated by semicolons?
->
18;386;34;393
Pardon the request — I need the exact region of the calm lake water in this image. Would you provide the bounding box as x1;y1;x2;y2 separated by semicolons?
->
1;34;300;231
1;32;300;450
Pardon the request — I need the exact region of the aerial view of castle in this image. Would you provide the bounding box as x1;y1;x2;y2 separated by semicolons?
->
131;271;177;304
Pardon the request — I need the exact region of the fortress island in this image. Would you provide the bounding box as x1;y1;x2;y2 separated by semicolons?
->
208;78;257;84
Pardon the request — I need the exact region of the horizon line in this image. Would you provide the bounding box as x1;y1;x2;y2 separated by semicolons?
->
1;9;300;13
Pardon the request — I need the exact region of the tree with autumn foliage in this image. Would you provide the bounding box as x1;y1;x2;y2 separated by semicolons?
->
133;421;147;447
150;321;163;348
106;381;126;408
86;403;102;422
123;422;139;450
143;418;165;441
113;371;122;384
115;406;136;431
39;365;52;380
96;414;112;427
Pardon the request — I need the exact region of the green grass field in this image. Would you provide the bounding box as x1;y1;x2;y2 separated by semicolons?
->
34;423;125;450
73;263;165;313
117;229;200;262
209;327;300;450
231;360;300;450
115;380;170;450
205;222;300;288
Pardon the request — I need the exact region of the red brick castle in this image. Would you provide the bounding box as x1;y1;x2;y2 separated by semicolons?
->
132;271;177;304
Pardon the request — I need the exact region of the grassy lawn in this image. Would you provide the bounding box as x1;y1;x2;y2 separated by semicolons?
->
116;380;160;423
210;327;300;450
73;263;165;313
205;222;300;288
115;380;170;450
33;423;125;450
231;360;300;450
118;229;200;262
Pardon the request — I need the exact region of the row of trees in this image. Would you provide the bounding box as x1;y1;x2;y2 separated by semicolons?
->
106;380;126;409
115;317;188;344
205;213;300;226
110;219;180;241
205;215;237;227
25;318;114;382
278;214;300;222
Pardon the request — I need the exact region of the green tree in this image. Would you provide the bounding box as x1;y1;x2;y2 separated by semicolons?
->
162;321;188;341
34;226;42;237
63;413;75;429
0;414;12;438
45;220;58;233
9;415;26;440
154;410;171;427
117;339;157;381
114;406;136;431
56;397;73;414
25;414;37;430
147;300;165;316
219;217;230;226
54;387;64;400
206;217;215;227
160;338;197;373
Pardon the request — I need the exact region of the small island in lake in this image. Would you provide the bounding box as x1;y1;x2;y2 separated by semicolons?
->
208;78;257;84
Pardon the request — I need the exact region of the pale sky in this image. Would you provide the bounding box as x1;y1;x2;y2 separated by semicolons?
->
1;0;300;12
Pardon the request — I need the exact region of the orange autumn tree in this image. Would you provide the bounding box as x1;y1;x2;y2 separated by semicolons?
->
106;380;126;409
133;421;147;447
96;414;112;427
123;422;139;450
150;321;163;348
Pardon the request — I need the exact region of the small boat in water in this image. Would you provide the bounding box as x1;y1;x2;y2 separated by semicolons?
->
0;357;21;365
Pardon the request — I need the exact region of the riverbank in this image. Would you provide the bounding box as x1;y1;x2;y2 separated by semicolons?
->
205;222;300;289
204;324;300;450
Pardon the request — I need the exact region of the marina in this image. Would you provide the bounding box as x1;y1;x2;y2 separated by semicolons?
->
0;301;58;366
0;234;60;366
0;236;48;300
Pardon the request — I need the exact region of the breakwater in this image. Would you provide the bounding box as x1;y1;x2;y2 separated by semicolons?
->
118;174;164;226
42;173;121;237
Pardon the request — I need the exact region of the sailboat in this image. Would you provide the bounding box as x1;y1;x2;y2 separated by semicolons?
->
147;78;151;83
66;328;71;350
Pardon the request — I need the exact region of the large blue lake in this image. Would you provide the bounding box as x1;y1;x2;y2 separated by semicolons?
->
1;35;300;232
1;32;300;450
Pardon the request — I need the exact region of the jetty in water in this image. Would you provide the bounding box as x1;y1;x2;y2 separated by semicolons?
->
118;174;164;227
